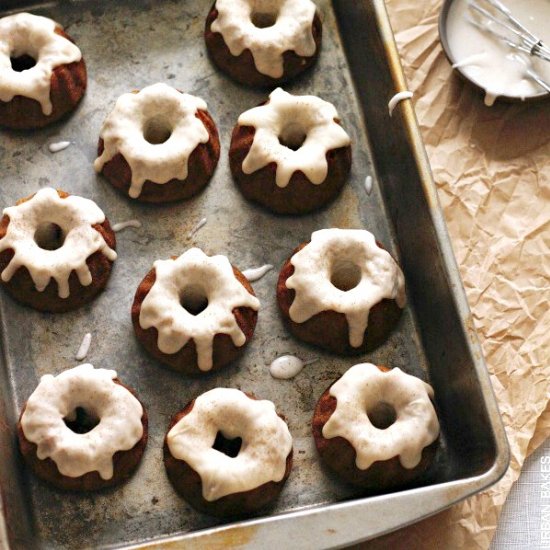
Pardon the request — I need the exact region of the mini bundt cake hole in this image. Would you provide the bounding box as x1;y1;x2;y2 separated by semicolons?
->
180;284;209;316
367;401;397;430
63;406;100;434
34;222;66;251
330;260;362;291
279;123;307;151
251;11;279;29
143;115;173;145
10;54;37;72
213;431;243;458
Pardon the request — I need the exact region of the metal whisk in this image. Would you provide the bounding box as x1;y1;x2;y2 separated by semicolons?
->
467;0;550;62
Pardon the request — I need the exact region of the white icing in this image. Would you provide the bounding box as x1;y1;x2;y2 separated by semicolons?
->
211;0;317;78
242;263;273;282
0;13;82;115
269;355;304;379
451;52;487;70
112;219;141;232
0;188;117;298
94;83;210;199
446;0;550;104
388;91;413;117
323;363;440;470
238;88;351;188
139;248;260;371
187;217;207;239
20;364;144;479
75;332;92;361
48;141;71;153
484;91;498;107
167;388;292;501
364;175;373;196
286;228;406;347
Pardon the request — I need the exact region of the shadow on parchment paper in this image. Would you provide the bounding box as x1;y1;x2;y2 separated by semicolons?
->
453;78;550;162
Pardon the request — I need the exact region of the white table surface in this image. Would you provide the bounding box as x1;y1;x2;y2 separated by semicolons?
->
491;437;550;549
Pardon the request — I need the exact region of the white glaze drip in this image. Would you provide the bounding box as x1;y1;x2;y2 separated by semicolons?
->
187;217;207;239
48;141;71;153
75;332;92;361
323;363;439;470
446;0;550;104
0;13;82;115
211;0;317;78
112;219;141;232
139;248;260;371
0;188;117;298
484;91;498;107
269;355;308;379
242;264;273;282
364;175;373;196
167;388;292;501
388;91;413;117
238;88;351;188
286;228;406;347
94;83;210;198
20;364;144;479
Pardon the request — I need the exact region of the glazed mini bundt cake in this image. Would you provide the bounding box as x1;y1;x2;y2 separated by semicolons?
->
0;12;87;129
18;363;148;491
94;83;220;203
0;188;117;312
313;363;440;491
132;248;259;375
230;88;352;214
205;0;322;87
164;388;293;516
277;228;405;353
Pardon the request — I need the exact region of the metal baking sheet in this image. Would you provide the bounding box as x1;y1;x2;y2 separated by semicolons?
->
0;1;509;548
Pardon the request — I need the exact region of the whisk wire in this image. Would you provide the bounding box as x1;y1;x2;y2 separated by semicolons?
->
468;0;550;61
464;1;550;93
526;70;550;93
467;16;550;62
484;0;550;58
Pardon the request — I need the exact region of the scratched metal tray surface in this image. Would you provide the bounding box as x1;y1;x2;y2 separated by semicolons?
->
0;0;509;548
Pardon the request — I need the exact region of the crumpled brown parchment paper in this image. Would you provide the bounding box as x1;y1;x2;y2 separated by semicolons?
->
359;1;550;548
